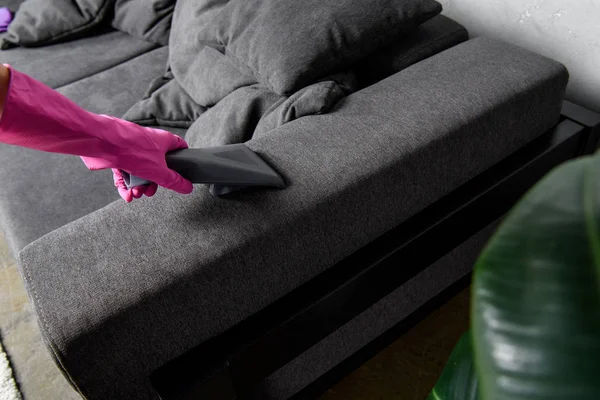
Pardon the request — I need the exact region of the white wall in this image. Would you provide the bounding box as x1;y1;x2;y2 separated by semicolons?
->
439;0;600;113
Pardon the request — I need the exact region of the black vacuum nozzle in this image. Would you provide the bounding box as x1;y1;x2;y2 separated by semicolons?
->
121;144;285;197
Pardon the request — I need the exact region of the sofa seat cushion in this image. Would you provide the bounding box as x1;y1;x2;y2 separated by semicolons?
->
0;29;158;88
0;46;186;255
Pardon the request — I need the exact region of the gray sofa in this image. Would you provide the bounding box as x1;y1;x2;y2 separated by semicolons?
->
0;1;585;399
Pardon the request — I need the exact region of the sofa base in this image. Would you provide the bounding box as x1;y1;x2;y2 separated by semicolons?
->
293;266;473;400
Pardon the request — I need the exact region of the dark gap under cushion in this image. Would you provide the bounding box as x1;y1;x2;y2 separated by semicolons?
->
0;47;178;255
0;29;158;88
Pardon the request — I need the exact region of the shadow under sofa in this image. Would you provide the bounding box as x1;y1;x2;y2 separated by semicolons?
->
1;8;599;400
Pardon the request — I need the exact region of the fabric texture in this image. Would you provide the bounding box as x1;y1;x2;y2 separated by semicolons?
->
17;38;568;399
0;30;157;88
121;69;207;128
200;0;442;95
0;47;174;255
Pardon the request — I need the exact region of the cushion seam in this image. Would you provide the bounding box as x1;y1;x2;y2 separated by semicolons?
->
129;117;193;127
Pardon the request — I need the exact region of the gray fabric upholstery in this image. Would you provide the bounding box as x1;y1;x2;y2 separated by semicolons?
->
122;70;207;128
184;84;282;147
0;46;175;255
253;74;357;138
253;218;501;399
192;0;442;95
17;38;567;399
111;0;175;46
0;30;157;88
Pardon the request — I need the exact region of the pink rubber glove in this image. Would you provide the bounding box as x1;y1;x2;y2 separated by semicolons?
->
0;64;193;201
111;169;158;202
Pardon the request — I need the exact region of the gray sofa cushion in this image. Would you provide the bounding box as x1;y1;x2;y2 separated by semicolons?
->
56;46;170;115
0;30;158;88
111;0;175;46
17;38;567;399
0;46;181;255
2;0;113;48
207;0;442;95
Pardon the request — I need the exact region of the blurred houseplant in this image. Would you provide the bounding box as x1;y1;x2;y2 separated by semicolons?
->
428;152;600;400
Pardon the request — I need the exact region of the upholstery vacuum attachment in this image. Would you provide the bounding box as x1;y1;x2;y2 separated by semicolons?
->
121;144;285;197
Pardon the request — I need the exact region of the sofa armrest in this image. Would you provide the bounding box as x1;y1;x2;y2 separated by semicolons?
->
17;37;568;399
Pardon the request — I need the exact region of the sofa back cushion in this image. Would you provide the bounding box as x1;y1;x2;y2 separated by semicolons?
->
211;0;442;95
355;14;469;89
111;0;175;46
2;0;113;48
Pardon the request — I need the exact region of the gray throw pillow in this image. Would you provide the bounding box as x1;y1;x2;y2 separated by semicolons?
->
212;0;442;95
112;0;176;46
1;0;113;49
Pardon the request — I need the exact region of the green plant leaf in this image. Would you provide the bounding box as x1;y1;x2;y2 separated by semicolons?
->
427;331;479;400
472;154;600;400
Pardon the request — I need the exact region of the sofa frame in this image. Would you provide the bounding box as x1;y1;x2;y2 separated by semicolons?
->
150;101;600;400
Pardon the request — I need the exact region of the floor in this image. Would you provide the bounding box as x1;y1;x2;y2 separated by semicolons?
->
320;289;470;400
0;231;80;400
0;229;470;400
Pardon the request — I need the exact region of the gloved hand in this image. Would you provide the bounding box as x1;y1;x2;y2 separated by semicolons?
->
0;64;193;201
111;168;158;202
